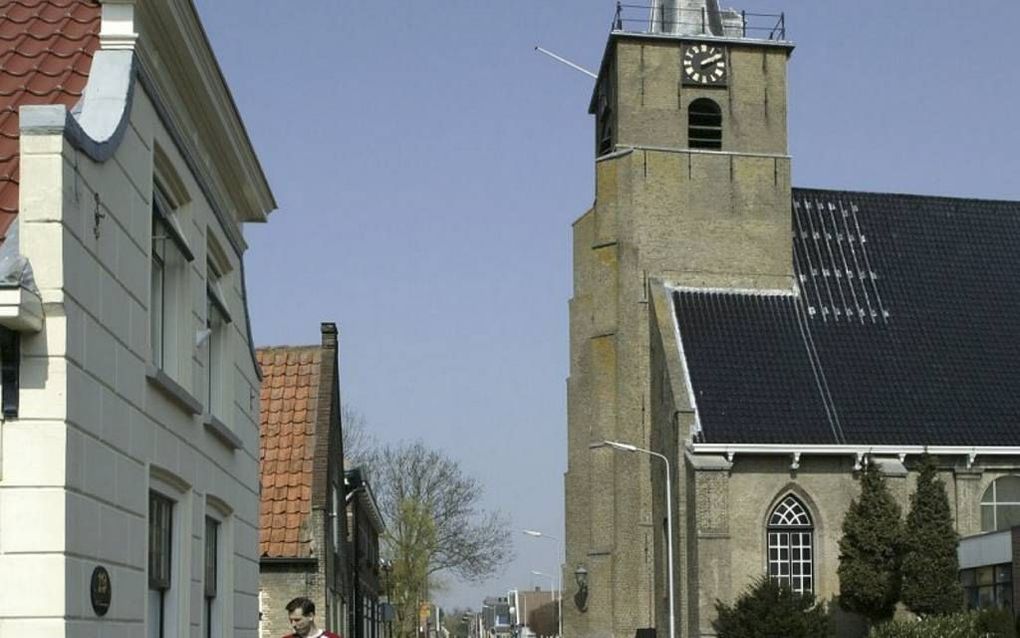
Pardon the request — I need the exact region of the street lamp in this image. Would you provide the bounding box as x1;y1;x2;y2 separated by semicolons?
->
521;529;562;638
380;559;393;638
601;440;675;638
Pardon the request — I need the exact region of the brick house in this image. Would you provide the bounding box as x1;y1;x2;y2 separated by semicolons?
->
258;324;348;637
0;1;275;635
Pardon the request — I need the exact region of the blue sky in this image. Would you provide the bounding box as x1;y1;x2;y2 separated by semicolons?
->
193;0;1020;610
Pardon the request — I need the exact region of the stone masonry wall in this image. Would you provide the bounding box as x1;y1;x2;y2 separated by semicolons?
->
565;33;794;638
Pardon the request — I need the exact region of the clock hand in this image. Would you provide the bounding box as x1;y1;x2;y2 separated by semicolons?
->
699;53;723;68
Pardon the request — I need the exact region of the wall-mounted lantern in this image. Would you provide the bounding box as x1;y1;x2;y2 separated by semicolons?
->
574;565;589;612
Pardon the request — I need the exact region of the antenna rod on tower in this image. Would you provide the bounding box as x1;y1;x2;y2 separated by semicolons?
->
534;46;597;79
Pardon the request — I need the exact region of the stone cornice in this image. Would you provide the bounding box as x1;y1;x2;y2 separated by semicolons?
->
690;443;1020;471
134;0;275;230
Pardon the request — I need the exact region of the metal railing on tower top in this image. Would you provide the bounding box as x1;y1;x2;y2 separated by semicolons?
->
612;2;787;40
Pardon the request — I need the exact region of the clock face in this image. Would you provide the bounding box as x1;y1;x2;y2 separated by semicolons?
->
682;44;727;86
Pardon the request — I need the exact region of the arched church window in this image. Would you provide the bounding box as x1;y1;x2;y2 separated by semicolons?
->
981;476;1020;532
688;98;722;150
767;495;814;593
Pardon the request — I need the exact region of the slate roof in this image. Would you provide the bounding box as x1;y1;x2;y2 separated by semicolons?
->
0;0;100;239
257;346;321;558
675;188;1020;447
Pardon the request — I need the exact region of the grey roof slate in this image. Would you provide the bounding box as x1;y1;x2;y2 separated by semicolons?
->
675;188;1020;446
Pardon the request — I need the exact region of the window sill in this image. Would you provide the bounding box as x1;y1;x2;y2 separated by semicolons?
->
0;285;43;332
203;412;241;450
146;364;202;415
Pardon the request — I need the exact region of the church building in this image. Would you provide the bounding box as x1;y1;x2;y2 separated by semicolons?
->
562;1;1020;637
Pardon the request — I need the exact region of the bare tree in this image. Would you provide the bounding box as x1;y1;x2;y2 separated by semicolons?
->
371;441;513;636
374;441;513;579
341;403;374;467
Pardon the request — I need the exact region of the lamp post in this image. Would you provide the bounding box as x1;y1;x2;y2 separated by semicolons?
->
521;529;562;638
602;440;675;638
380;559;393;638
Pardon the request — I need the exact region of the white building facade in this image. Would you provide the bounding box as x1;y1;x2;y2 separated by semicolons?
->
0;1;275;636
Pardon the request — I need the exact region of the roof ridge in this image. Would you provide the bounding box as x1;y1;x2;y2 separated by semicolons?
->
793;186;1020;206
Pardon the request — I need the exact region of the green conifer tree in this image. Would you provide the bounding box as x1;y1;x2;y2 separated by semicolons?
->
838;460;904;625
901;455;963;616
713;577;832;638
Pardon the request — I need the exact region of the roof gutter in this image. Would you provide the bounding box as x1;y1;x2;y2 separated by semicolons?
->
345;469;386;533
689;443;1020;470
260;556;317;566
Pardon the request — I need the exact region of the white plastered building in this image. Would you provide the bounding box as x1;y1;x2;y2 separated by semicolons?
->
0;1;276;636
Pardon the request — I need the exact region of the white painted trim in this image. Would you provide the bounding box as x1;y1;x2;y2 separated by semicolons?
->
668;283;797;297
670;291;702;436
99;0;138;51
21;49;136;163
202;499;235;638
134;0;275;225
0;287;43;332
595;147;635;163
690;443;1020;457
147;468;194;638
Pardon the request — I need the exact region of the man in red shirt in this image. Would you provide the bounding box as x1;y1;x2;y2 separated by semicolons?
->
283;597;342;638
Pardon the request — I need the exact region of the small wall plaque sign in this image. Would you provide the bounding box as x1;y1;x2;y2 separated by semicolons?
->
90;566;111;616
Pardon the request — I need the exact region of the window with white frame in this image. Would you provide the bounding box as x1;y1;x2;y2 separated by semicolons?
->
150;183;194;376
148;491;174;638
767;495;814;594
204;516;221;638
205;253;231;421
258;591;266;636
981;476;1020;532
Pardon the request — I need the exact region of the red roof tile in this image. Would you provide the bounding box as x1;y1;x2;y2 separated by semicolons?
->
0;0;100;239
257;345;322;558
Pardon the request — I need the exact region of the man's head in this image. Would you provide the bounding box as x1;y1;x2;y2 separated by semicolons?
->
285;597;317;637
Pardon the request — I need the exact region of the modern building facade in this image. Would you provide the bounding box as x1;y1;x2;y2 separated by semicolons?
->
257;324;348;637
481;596;512;638
562;2;1020;637
0;0;276;636
959;526;1020;614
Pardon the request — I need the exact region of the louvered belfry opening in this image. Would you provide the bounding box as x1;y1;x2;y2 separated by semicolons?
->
688;98;722;149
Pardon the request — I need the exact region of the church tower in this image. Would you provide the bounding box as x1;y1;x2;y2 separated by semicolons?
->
563;3;794;636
